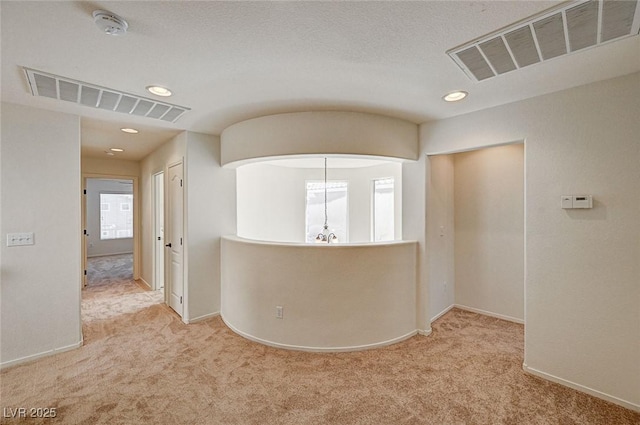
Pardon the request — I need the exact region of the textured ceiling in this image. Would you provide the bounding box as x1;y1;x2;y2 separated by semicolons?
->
2;1;639;161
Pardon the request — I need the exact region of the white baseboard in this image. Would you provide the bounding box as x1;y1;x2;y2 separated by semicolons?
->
523;364;640;413
417;328;432;336
187;311;220;324
0;340;83;370
221;315;417;352
137;278;152;290
454;304;524;324
431;304;455;323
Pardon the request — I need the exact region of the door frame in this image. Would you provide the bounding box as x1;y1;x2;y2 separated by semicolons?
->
152;171;165;291
82;173;141;285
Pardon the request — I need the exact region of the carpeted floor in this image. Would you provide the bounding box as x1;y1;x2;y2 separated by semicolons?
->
1;263;638;424
86;253;135;287
83;254;163;322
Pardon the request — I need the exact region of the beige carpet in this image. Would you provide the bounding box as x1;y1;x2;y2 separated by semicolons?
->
1;290;638;424
86;253;134;286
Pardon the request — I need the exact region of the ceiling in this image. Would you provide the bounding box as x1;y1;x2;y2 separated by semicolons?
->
2;1;639;161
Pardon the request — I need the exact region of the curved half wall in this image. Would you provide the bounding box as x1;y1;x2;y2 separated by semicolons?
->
221;236;418;351
221;111;419;166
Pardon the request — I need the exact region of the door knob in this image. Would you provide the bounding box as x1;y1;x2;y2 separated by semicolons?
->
165;243;172;248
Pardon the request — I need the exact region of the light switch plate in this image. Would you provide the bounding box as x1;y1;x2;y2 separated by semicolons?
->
7;232;34;247
561;195;573;209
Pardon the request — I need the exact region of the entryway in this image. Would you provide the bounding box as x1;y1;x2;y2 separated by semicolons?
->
82;177;136;286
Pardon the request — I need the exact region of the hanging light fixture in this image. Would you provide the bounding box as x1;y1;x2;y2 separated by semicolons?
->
315;157;338;244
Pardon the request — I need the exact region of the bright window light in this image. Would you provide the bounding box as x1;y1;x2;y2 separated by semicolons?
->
100;193;133;240
373;178;394;241
305;181;348;243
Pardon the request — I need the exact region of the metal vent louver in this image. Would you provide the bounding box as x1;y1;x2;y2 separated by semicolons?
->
448;0;640;82
23;68;190;123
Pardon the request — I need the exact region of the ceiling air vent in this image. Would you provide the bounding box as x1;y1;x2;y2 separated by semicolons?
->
23;68;190;123
448;0;640;82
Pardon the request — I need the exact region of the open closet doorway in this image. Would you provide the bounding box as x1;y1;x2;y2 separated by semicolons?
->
426;142;525;325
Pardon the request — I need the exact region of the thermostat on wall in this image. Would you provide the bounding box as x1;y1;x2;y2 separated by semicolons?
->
561;195;593;209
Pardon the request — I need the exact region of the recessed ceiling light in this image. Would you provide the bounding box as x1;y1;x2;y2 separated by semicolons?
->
121;128;139;134
146;85;172;97
110;148;125;152
106;152;115;156
443;91;468;102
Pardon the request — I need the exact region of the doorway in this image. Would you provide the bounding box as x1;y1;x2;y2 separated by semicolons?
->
80;174;164;324
426;142;525;324
81;173;140;288
83;178;135;286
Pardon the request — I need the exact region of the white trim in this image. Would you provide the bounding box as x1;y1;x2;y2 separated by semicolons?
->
186;311;220;324
454;304;524;324
0;340;83;370
222;315;417;352
523;364;640;413
417;328;432;336
430;304;455;323
152;171;165;292
137;278;152;290
83;173;141;281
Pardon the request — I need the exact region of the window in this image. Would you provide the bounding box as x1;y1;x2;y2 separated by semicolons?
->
100;193;133;240
305;181;348;243
373;178;394;241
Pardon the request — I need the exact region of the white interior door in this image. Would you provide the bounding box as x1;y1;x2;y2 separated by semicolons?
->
154;172;165;290
167;163;184;317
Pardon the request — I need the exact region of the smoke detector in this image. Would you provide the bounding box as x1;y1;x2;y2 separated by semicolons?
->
93;10;128;36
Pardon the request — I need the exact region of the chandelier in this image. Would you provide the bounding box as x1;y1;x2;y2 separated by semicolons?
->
315;157;338;244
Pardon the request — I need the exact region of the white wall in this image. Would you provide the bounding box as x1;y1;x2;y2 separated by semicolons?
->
402;151;429;333
1;103;82;367
85;179;134;257
453;144;524;322
222;111;418;165
421;72;640;410
185;132;236;322
221;236;417;350
82;157;140;177
236;162;402;243
140;132;186;290
140;131;236;322
426;155;455;321
236;164;307;242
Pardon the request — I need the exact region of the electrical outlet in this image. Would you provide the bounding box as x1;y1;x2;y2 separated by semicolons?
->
7;232;34;247
276;306;283;319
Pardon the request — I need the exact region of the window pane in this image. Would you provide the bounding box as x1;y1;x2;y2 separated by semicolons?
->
373;178;394;241
305;181;348;243
100;193;133;240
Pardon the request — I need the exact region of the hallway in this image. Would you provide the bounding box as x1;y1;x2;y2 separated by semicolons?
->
83;254;163;323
